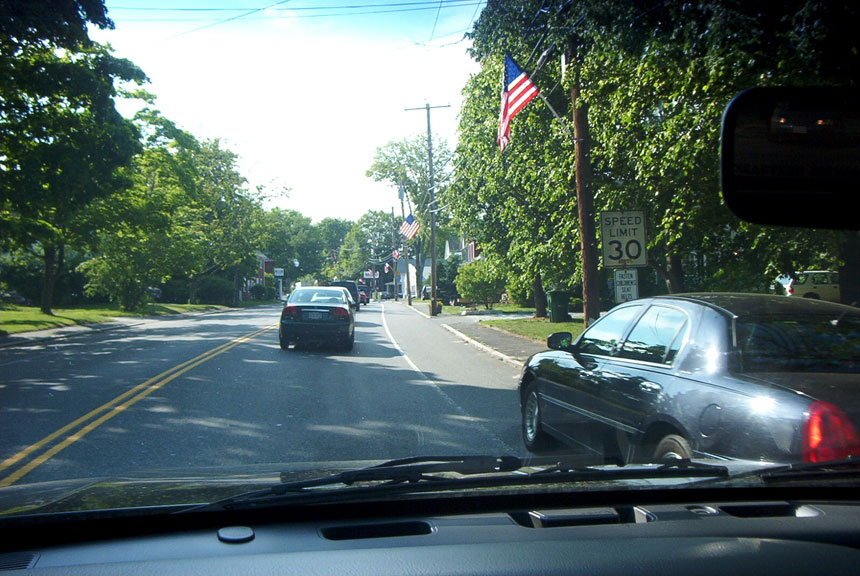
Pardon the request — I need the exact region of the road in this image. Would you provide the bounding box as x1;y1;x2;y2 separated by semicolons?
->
0;301;526;488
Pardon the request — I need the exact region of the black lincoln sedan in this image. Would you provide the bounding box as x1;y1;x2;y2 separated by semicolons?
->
279;287;355;351
520;293;860;464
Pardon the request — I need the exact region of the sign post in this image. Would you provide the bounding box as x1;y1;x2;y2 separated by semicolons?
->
273;268;284;299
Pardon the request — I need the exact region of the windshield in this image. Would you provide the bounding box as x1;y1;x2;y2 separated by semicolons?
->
2;1;859;518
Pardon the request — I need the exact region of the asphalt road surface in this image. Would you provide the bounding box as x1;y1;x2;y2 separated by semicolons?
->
0;301;526;488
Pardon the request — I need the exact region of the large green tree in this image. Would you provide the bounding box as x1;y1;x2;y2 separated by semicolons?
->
451;0;860;309
1;41;146;313
367;135;454;290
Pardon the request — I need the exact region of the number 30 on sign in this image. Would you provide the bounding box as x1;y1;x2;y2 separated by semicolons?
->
600;211;647;268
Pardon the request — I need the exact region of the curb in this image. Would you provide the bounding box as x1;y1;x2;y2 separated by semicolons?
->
440;323;522;367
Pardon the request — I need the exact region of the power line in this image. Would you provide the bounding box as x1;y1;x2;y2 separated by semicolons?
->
428;0;444;41
111;0;474;11
168;0;294;38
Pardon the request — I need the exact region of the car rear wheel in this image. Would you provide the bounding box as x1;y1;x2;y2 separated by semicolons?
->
653;434;693;460
522;384;553;452
278;332;289;350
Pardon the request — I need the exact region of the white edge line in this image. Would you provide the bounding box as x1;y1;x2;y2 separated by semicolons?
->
380;303;517;454
440;323;522;367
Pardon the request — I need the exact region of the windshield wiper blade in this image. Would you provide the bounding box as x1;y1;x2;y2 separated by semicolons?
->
177;456;735;514
757;457;860;483
177;455;523;514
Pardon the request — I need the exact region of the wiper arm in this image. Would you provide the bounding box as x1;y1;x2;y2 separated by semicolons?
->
177;455;522;514
531;457;729;480
757;457;860;483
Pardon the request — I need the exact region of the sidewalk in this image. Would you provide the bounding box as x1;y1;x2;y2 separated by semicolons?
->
401;300;546;365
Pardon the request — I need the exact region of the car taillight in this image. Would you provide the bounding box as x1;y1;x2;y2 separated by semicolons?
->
332;307;349;318
803;401;860;463
281;305;299;319
787;285;794;295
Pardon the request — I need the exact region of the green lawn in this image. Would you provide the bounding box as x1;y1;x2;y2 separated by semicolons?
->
481;317;585;344
0;303;228;335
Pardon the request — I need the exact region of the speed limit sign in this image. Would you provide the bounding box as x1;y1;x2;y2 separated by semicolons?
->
601;211;647;268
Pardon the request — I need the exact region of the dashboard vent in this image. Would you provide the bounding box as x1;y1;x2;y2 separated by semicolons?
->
0;552;38;571
513;506;655;528
719;503;822;518
321;521;433;541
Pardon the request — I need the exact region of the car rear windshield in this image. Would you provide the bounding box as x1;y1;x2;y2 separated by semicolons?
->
735;314;860;373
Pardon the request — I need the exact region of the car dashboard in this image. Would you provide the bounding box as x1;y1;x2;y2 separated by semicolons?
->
3;488;860;575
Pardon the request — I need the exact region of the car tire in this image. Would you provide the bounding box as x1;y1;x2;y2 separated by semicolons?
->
803;292;820;299
653;434;693;460
522;384;554;452
279;332;289;350
342;331;354;352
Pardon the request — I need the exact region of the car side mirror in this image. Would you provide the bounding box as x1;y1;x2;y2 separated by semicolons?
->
721;87;859;230
547;332;573;351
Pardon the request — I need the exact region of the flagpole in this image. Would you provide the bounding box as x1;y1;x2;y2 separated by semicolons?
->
399;182;413;305
391;207;398;302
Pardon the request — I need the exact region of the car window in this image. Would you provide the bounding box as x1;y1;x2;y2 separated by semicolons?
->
813;273;829;284
736;314;860;373
617;306;689;365
577;305;643;357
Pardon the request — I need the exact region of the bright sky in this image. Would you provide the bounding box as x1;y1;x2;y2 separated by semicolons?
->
90;0;484;223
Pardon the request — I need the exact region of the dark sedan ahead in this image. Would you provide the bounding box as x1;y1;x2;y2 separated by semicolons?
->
520;293;860;464
279;287;355;351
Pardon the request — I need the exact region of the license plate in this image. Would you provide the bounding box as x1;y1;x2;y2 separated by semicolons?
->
307;312;323;320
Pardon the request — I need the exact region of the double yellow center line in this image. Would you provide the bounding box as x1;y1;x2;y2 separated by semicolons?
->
0;324;276;487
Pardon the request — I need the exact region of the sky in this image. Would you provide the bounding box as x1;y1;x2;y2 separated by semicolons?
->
90;0;485;223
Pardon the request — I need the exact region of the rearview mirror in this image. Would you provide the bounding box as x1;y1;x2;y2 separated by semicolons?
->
547;332;573;350
721;87;859;230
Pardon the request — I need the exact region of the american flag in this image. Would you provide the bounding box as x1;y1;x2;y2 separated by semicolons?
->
393;249;400;260
399;214;420;240
498;52;539;153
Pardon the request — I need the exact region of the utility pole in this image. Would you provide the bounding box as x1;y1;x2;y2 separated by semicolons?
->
391;207;398;301
406;102;449;316
572;71;600;327
398;182;413;305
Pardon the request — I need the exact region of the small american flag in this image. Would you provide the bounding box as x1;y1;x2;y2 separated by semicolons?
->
498;52;539;153
399;214;420;240
393;249;400;260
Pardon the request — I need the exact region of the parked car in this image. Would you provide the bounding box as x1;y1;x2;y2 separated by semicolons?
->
358;285;370;305
780;270;841;303
330;280;360;312
421;285;431;300
519;293;860;464
279;286;355;351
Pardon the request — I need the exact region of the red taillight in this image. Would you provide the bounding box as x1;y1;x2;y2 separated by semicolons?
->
787;285;793;295
803;401;860;463
332;306;349;318
281;305;299;319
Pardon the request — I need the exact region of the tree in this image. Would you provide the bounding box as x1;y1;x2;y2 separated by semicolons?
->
258;209;322;283
337;211;395;286
316;217;354;282
455;259;507;310
367;135;454;289
1;41;146;313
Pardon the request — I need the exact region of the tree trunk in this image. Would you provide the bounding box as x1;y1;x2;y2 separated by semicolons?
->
839;231;860;306
40;243;64;315
232;266;240;306
665;253;685;293
572;79;601;327
533;274;547;318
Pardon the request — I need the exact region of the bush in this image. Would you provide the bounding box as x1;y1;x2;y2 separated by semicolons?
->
249;283;266;300
159;278;191;304
195;276;234;306
569;297;584;312
455;259;506;310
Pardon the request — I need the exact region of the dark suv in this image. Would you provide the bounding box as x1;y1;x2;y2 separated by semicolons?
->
330;281;360;312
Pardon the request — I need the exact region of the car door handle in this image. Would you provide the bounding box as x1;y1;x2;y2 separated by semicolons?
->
639;382;662;394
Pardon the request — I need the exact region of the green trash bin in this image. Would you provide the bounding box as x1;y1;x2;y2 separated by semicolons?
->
547;290;570;323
